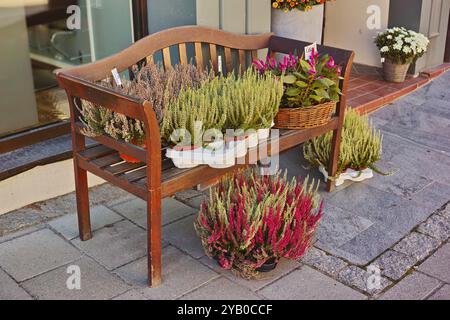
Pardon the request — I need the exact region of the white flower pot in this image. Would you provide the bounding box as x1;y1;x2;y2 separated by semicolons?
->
271;5;324;44
228;138;248;158
319;166;374;187
257;122;275;141
166;147;203;169
247;132;259;148
203;147;236;169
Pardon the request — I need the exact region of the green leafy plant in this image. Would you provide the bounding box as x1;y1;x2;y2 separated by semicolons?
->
303;108;383;176
194;168;323;279
254;52;342;108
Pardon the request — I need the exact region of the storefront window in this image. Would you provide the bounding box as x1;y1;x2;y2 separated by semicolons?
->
0;0;134;137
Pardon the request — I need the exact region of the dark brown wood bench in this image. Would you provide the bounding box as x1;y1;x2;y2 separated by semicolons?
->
56;26;354;287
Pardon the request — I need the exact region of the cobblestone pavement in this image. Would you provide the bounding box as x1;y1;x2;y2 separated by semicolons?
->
1;72;450;300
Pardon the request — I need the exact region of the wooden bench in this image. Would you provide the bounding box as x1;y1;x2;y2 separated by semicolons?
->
56;26;354;287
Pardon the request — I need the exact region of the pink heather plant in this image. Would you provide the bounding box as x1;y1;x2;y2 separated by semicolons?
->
194;169;323;279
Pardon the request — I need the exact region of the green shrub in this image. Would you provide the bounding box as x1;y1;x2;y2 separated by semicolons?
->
303;108;383;176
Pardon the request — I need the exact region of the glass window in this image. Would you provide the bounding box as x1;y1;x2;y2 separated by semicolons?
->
0;0;134;137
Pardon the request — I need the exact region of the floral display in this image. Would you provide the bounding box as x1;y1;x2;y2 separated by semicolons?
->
375;27;429;64
253;50;342;108
272;0;332;12
195;168;323;279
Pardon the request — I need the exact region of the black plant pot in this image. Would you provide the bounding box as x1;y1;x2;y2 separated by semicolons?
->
214;255;278;273
256;258;278;273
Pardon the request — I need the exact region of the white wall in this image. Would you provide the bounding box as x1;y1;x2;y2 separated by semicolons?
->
324;0;390;67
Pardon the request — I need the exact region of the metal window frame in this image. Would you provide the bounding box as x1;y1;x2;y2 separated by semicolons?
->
0;0;149;154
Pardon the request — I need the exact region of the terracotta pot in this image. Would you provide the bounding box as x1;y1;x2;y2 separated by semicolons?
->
119;141;146;163
383;59;410;83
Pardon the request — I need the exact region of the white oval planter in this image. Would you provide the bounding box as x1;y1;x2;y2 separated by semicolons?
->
228;138;248;158
319;166;374;187
257;122;275;141
204;148;236;169
271;6;324;44
166;147;203;169
247;132;259;148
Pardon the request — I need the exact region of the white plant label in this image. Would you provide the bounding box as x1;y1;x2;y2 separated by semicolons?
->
381;57;385;63
304;42;318;61
218;56;223;74
111;68;122;87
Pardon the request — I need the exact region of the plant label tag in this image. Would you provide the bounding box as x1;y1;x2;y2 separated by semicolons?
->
304;42;318;61
381;57;385;63
218;56;223;74
111;68;122;87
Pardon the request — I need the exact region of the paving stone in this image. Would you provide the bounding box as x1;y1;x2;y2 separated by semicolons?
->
410;181;450;214
259;265;366;300
111;197;196;229
115;246;219;299
316;204;373;250
163;215;204;259
0;207;43;237
301;247;348;276
428;284;450;300
379;272;441;300
418;214;450;241
0;268;33;300
377;132;450;187
331;223;403;266
393;232;441;261
199;256;301;292
112;289;147;300
175;189;205;202
72;220;147;270
0;228;81;282
362;169;432;198
0;225;45;244
181;277;261;300
370;250;416;281
440;204;450;218
337;265;392;296
48;205;123;240
90;183;135;206
181;194;208;210
418;243;450;283
22;257;130;300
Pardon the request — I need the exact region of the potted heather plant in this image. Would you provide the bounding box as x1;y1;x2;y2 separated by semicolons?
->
195;168;323;279
375;27;429;83
222;69;283;153
271;0;333;44
78;62;213;163
254;50;342;129
303;108;384;186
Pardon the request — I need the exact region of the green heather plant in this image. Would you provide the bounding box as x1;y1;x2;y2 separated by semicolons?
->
194;168;323;279
160;76;227;147
222;69;283;131
161;69;283;145
303;108;383;176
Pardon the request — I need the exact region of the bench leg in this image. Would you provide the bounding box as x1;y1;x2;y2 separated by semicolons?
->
327;128;342;192
74;165;92;241
147;188;162;287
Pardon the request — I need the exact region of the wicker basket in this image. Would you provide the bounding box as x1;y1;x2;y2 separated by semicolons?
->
274;101;336;129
